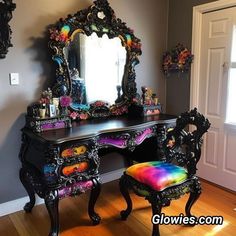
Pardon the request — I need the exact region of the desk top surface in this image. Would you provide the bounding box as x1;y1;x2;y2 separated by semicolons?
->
22;114;177;144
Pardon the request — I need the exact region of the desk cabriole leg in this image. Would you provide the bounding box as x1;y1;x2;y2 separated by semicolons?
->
19;167;36;212
88;178;101;225
45;190;59;236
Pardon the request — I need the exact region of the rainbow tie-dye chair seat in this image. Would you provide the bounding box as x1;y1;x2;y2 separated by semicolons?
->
119;108;210;236
126;161;188;192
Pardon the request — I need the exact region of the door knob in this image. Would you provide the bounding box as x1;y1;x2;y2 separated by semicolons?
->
222;62;229;72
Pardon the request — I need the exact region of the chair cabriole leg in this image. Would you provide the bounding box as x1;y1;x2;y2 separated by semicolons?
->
119;175;133;220
185;179;202;224
149;196;162;236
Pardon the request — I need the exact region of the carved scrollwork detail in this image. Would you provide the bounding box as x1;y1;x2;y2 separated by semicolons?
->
98;126;157;152
128;126;157;152
188;176;201;194
97;133;130;149
25;116;72;133
44;145;62;186
43;140;100;188
88;148;100;170
156;126;167;161
133;126;157;145
121;174;200;207
163;108;211;176
48;0;141;117
0;0;16;59
45;145;61;163
45;190;58;202
19;133;29;163
21;165;46;198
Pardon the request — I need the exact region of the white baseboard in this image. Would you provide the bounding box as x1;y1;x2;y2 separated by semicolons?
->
0;195;44;217
0;168;124;217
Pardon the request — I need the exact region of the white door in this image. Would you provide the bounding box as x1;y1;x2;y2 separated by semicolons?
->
197;7;236;191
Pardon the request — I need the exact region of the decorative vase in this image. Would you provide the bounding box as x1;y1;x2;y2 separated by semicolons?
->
39;108;46;119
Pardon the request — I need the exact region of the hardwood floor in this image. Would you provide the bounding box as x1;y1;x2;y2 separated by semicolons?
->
1;180;235;236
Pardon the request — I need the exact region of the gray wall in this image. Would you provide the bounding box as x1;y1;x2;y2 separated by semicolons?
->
0;0;169;204
166;0;218;115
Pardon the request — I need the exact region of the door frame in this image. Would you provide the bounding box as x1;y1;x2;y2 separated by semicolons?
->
190;0;236;108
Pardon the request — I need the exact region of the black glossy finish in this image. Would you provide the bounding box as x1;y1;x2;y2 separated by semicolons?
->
150;201;162;236
88;179;102;225
45;190;59;236
119;175;132;220
19;114;176;236
119;109;210;236
19;168;36;213
22;114;176;144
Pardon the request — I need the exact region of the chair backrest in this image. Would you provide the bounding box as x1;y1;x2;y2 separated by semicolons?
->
163;108;211;176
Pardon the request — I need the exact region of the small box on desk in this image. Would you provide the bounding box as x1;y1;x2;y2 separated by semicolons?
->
25;115;72;133
128;104;162;117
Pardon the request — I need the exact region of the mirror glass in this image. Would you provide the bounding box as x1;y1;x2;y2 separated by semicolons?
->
65;32;127;109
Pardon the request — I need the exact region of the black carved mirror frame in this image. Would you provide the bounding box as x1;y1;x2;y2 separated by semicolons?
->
48;0;142;118
0;0;16;59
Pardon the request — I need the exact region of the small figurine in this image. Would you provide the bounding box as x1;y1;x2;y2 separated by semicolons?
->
52;97;60;116
141;86;153;105
141;86;159;106
141;86;148;104
152;93;159;105
115;85;122;103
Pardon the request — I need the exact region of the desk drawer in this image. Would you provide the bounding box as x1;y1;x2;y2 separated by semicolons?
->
62;162;89;176
60;144;91;177
44;141;99;187
61;145;87;159
60;155;96;178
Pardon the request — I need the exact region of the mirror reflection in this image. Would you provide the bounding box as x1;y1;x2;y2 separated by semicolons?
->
65;32;127;109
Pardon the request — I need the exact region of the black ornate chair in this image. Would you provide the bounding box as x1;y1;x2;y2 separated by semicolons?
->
119;108;210;236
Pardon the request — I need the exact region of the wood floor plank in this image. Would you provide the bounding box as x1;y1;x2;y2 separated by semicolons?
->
0;216;19;236
1;179;235;236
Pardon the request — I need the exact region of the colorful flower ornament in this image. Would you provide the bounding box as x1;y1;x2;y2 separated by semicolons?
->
162;44;194;75
60;96;72;107
49;25;71;43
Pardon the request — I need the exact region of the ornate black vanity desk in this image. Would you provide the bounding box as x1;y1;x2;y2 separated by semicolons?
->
19;1;176;235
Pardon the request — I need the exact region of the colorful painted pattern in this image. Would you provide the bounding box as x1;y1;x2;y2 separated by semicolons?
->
126;161;187;191
60;25;70;42
44;164;57;183
62;162;89;176
98;136;128;148
135;128;153;145
125;34;132;47
61;145;87;158
58;180;93;199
